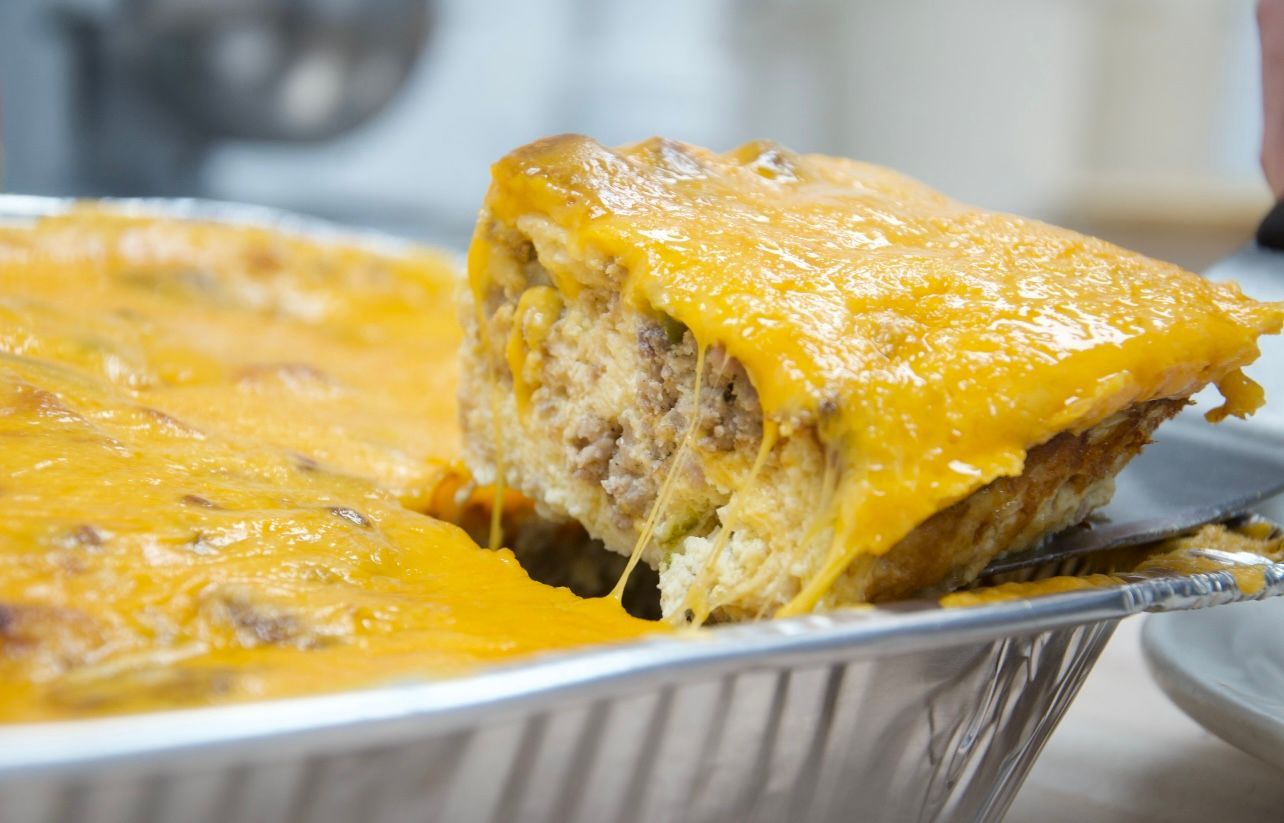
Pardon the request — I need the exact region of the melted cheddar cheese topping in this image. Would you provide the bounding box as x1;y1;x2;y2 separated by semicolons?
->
483;136;1284;615
0;210;657;721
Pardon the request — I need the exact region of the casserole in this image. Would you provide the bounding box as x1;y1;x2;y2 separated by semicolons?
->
0;196;1281;823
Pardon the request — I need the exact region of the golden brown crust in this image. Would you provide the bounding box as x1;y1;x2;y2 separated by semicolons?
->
861;398;1187;603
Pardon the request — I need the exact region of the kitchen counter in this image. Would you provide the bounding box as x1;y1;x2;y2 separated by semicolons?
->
1010;603;1284;822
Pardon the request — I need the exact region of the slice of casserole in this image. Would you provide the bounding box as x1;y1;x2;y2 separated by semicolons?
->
460;135;1284;622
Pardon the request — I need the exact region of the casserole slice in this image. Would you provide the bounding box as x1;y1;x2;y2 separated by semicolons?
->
461;135;1284;622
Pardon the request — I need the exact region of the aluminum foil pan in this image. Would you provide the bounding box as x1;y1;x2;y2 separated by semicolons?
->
1;196;1281;823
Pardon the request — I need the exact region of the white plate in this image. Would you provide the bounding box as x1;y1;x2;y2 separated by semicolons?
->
1143;597;1284;770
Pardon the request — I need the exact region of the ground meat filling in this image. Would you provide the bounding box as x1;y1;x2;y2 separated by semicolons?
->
568;416;622;484
634;323;764;457
477;224;774;598
599;321;765;529
602;432;661;524
698;346;763;453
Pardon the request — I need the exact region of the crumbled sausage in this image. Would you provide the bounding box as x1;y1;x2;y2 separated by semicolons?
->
568;416;622;484
603;434;661;524
635;324;762;453
70;525;103;548
180;494;221;509
698;347;763;452
199;586;337;650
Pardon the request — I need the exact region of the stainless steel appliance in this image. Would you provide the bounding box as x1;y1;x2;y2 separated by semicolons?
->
0;0;431;196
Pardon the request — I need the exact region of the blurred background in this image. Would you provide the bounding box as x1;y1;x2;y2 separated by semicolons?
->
0;0;1270;269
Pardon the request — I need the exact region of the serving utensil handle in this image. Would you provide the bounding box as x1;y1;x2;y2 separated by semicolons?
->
1255;200;1284;250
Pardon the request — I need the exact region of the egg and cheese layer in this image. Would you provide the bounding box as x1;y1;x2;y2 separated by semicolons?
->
0;211;656;721
479;136;1284;615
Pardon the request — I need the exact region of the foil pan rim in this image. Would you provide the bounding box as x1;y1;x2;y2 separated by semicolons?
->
0;561;1278;776
0;193;430;258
